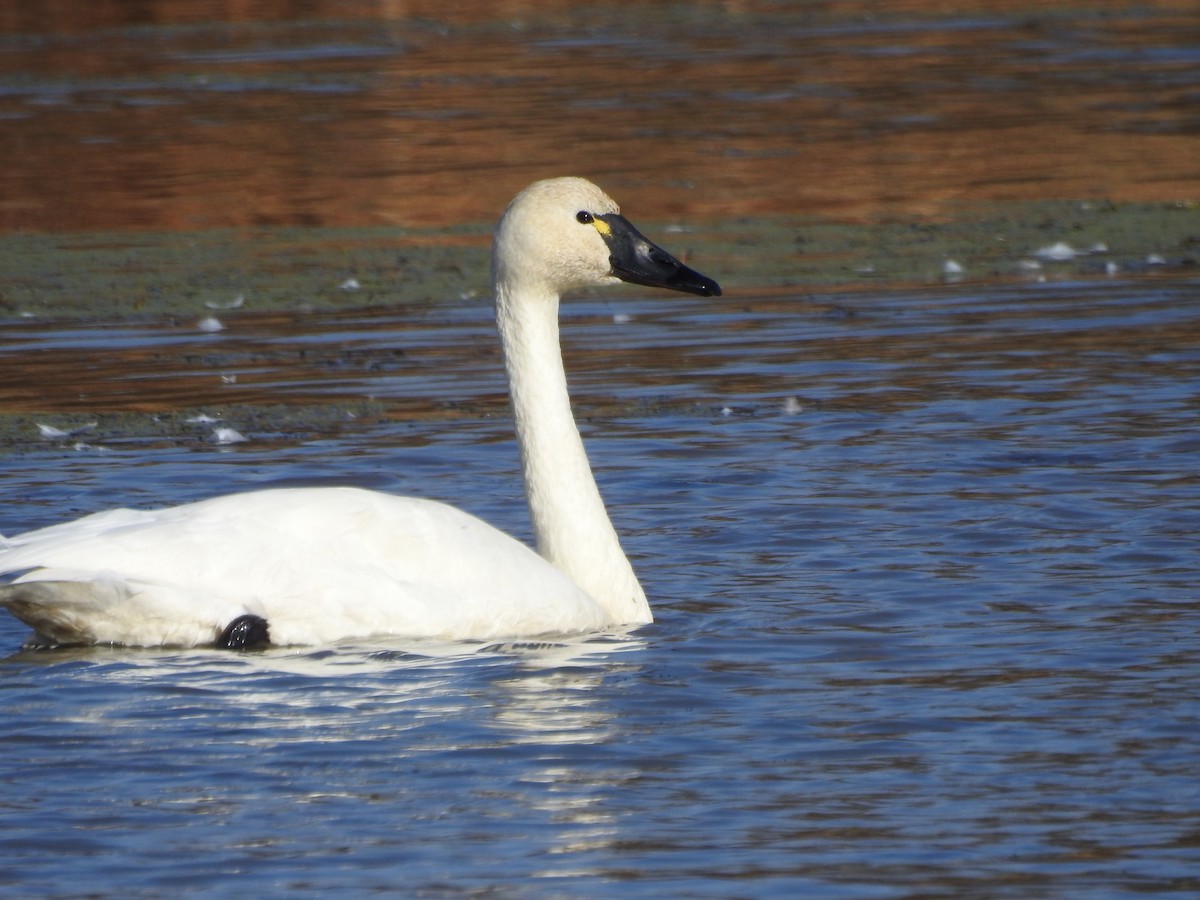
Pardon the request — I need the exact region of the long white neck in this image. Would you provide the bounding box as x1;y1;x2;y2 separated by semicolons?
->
495;280;650;625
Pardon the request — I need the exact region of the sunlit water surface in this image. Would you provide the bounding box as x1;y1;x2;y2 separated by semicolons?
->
2;277;1198;897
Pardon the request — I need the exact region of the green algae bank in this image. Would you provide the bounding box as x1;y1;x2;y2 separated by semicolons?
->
2;199;1198;321
1;2;1199;897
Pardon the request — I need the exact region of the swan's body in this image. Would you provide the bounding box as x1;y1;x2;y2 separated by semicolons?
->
0;177;720;649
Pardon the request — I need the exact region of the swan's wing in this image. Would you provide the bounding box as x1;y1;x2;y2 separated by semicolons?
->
0;486;606;647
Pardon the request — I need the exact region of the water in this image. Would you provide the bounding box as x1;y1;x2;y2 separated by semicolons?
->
2;1;1197;230
2;277;1198;896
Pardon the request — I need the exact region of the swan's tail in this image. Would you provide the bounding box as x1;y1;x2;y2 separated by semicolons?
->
0;580;110;648
0;578;234;650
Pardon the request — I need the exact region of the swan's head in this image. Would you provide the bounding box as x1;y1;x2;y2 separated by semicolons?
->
493;177;721;299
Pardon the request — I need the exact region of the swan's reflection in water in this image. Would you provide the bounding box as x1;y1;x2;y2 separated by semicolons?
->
16;632;648;876
481;644;640;864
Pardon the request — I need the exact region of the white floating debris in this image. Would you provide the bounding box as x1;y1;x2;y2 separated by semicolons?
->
943;259;964;275
339;278;361;291
186;414;219;424
197;316;224;333
1147;253;1166;266
1105;261;1119;276
1016;259;1043;272
1089;242;1109;254
613;313;632;325
204;294;244;310
37;421;98;439
720;407;733;417
782;396;804;415
220;374;237;384
211;427;248;445
1034;241;1077;261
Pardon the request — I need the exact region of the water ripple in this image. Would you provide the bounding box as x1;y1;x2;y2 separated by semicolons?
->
5;274;1197;894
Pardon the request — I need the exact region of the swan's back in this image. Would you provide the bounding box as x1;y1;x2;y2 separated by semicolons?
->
2;488;604;647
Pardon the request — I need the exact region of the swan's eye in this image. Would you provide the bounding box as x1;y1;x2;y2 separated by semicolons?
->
576;211;594;224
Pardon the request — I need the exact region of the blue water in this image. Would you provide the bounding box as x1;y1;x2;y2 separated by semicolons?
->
2;277;1198;896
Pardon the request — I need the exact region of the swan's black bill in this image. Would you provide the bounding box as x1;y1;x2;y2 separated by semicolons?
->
598;214;722;298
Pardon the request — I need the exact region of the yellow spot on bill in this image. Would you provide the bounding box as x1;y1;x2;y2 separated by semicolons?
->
592;218;612;236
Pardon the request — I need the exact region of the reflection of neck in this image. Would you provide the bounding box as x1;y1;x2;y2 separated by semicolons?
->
495;280;650;624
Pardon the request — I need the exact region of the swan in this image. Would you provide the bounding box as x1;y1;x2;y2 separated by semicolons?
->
0;177;720;650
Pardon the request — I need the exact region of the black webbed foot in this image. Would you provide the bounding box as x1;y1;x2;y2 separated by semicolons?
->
217;615;271;650
21;631;61;651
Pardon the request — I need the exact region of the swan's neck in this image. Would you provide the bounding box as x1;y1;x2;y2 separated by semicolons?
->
495;281;650;624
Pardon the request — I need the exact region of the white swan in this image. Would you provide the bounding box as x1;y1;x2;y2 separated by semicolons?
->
0;177;720;650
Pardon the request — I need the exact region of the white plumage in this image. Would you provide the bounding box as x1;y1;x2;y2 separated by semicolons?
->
0;177;720;649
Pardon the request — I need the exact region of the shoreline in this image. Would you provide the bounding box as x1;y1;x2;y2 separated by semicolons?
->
2;199;1196;321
